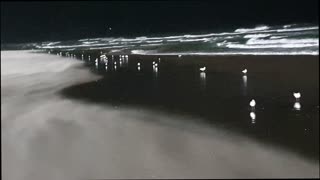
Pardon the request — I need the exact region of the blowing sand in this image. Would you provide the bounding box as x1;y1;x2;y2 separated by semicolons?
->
1;50;319;179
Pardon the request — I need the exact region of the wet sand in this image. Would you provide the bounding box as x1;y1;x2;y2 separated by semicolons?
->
1;50;319;179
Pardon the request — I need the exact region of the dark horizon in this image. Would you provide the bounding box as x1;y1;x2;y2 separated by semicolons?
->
1;0;319;43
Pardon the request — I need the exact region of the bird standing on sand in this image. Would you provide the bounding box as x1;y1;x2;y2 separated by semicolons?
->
250;99;256;108
200;67;206;72
242;69;247;74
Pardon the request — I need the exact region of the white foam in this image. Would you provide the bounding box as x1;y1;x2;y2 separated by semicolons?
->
246;38;319;45
131;50;319;56
244;34;271;39
235;26;270;33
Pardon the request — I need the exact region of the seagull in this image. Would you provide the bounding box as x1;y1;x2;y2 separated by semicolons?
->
242;69;247;74
293;92;301;100
200;67;206;72
250;99;256;108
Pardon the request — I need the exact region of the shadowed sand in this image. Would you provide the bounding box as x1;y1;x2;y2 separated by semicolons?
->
1;50;319;179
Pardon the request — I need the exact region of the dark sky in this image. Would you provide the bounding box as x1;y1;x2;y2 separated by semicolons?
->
1;0;319;43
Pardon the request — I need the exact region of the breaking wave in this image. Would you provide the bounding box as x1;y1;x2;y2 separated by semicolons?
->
6;24;319;56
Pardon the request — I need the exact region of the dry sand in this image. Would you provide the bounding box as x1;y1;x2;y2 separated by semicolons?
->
1;50;319;179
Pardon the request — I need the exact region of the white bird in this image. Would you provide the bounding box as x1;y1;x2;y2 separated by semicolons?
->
200;67;206;72
242;69;247;74
249;99;256;108
293;92;301;99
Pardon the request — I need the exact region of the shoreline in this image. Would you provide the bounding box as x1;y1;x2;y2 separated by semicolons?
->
1;50;319;179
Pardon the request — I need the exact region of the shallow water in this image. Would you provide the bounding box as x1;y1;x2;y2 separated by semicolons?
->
2;51;319;179
59;52;319;160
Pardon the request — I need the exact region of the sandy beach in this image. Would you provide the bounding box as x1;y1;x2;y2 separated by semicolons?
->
1;50;319;179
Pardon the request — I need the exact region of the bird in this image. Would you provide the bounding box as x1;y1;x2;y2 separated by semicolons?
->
200;67;206;72
249;99;256;108
242;69;247;74
293;92;301;100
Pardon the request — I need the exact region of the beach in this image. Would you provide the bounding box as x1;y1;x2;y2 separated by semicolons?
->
1;50;319;179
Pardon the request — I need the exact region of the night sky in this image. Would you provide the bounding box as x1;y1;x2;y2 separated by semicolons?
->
1;0;319;43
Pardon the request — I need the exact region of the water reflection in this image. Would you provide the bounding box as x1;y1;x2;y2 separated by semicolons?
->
250;111;256;124
294;102;302;111
200;72;206;91
153;66;158;78
242;75;247;96
95;58;98;67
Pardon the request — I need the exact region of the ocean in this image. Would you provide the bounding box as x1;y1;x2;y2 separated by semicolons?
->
19;23;317;55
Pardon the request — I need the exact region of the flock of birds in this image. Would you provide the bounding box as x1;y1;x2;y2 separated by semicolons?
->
53;51;304;124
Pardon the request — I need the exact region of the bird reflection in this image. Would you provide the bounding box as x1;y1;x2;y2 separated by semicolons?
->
153;66;158;78
242;75;247;96
200;72;206;91
95;58;99;68
294;102;301;111
250;111;256;124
